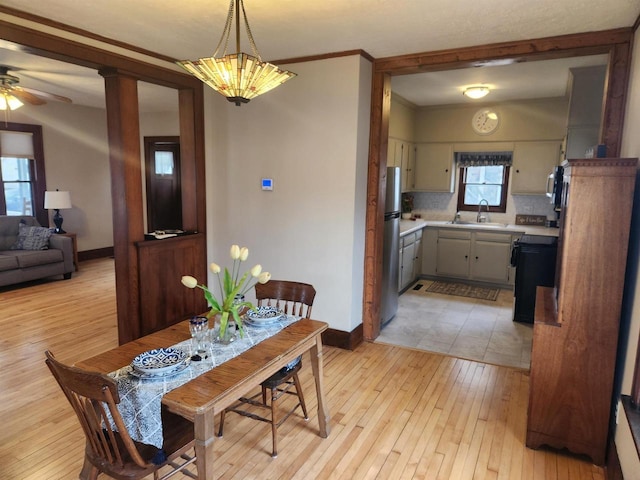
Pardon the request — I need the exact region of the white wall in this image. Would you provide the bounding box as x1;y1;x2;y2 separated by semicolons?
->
414;97;568;142
616;27;640;480
8;102;112;251
203;55;372;333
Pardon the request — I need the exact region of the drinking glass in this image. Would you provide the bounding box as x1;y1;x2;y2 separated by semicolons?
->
189;316;209;359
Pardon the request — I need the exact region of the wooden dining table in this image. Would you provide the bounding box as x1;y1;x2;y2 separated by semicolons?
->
76;318;331;480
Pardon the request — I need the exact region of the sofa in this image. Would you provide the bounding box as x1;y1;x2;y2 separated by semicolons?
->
0;216;74;287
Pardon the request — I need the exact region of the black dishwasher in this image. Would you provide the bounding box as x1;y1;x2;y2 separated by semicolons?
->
511;234;558;323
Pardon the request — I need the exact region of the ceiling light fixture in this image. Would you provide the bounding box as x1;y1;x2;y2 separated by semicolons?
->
0;91;24;110
463;86;490;100
177;0;296;106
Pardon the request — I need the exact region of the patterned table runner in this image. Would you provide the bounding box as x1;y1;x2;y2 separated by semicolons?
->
108;315;300;447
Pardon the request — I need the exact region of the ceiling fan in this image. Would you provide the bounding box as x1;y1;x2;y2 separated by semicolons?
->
0;66;72;110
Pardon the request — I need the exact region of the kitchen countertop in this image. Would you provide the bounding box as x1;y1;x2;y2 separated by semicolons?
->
399;218;559;237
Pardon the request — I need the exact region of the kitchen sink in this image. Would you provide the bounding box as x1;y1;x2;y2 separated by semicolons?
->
446;221;509;228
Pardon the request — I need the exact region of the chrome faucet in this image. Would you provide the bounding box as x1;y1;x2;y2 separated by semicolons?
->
477;199;490;223
452;211;461;224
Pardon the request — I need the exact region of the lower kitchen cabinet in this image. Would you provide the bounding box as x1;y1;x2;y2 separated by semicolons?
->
471;232;514;284
436;230;470;278
434;228;518;287
399;229;423;291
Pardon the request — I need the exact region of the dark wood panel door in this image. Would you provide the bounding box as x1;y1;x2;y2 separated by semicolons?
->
144;136;182;232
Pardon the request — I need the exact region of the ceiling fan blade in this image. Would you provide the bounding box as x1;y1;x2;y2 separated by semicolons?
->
9;88;46;105
19;86;72;103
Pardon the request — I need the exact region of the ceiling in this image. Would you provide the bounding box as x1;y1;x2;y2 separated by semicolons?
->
0;0;638;111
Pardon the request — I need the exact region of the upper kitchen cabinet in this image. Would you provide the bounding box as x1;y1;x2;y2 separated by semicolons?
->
389;137;416;192
413;143;454;192
564;65;606;159
511;141;561;194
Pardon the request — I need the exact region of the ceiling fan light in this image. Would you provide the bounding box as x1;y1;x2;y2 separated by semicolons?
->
177;0;295;106
463;86;490;100
0;92;23;111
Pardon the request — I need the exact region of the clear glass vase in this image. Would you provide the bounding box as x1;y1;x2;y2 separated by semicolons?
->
214;312;237;345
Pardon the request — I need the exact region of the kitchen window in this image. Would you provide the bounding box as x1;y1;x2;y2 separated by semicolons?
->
456;152;511;213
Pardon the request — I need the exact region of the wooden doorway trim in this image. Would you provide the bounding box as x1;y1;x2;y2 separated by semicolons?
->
363;28;634;341
0;20;208;343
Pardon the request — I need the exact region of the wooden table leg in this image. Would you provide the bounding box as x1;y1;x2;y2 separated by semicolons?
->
310;335;330;438
194;409;216;480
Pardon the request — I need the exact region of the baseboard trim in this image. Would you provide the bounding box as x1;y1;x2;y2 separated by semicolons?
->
322;323;364;350
78;246;114;262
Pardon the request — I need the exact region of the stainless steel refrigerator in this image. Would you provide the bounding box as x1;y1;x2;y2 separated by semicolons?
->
381;166;400;326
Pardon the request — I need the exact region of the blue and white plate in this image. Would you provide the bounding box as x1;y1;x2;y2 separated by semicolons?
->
129;361;189;380
131;348;188;375
246;306;285;324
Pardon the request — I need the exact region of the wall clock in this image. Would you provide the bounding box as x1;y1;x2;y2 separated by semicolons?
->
471;108;500;135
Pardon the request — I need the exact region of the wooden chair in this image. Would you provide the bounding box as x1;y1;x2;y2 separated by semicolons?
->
45;350;197;480
217;280;316;458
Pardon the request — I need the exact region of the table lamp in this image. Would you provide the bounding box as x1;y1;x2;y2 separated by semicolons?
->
44;190;72;233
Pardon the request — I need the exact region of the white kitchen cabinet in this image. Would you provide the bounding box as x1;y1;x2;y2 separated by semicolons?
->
470;232;513;284
511;141;561;194
399;233;417;290
387;138;400;168
436;229;471;278
421;228;438;276
414;143;455;192
432;227;519;287
388;137;415;192
401;141;415;192
413;229;422;280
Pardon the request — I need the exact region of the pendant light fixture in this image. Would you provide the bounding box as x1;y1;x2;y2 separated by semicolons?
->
177;0;296;106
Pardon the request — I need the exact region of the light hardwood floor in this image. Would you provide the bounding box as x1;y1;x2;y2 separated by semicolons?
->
0;259;604;479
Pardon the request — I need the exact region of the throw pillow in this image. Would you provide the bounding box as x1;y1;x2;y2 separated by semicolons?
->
11;224;53;250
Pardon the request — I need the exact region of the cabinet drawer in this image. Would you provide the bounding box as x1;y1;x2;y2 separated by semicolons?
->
414;229;423;240
401;233;416;247
438;229;471;240
475;231;512;243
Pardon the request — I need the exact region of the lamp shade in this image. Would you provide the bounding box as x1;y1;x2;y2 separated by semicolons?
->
44;190;72;209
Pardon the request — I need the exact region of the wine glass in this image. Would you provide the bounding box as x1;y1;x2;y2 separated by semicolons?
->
189;316;209;360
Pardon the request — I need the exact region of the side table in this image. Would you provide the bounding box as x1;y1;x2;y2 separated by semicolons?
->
58;232;79;271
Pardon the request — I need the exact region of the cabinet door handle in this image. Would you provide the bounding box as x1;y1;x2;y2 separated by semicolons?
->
464;255;468;259
476;256;479;260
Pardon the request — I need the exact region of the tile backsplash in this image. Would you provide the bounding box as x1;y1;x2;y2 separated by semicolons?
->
408;191;556;223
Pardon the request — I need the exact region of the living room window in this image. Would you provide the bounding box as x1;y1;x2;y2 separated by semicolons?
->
456;152;511;213
0;123;47;225
1;156;35;215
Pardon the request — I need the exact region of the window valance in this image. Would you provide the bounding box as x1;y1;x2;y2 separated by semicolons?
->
455;151;513;167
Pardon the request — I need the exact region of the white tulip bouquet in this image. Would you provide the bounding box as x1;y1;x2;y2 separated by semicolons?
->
181;244;271;339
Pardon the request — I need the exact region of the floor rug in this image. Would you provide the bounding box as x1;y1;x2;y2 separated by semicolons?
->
423;281;500;301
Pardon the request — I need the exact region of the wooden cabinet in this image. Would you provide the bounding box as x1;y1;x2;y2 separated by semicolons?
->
511;141;561;194
433;227;517;287
388;137;415;192
414;143;455;192
526;158;638;465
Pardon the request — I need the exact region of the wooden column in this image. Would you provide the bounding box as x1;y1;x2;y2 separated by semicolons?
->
101;69;145;344
362;71;391;341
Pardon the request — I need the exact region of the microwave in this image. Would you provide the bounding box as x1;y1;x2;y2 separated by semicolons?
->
546;165;564;211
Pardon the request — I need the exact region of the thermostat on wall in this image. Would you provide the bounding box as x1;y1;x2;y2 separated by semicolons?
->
261;178;273;191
